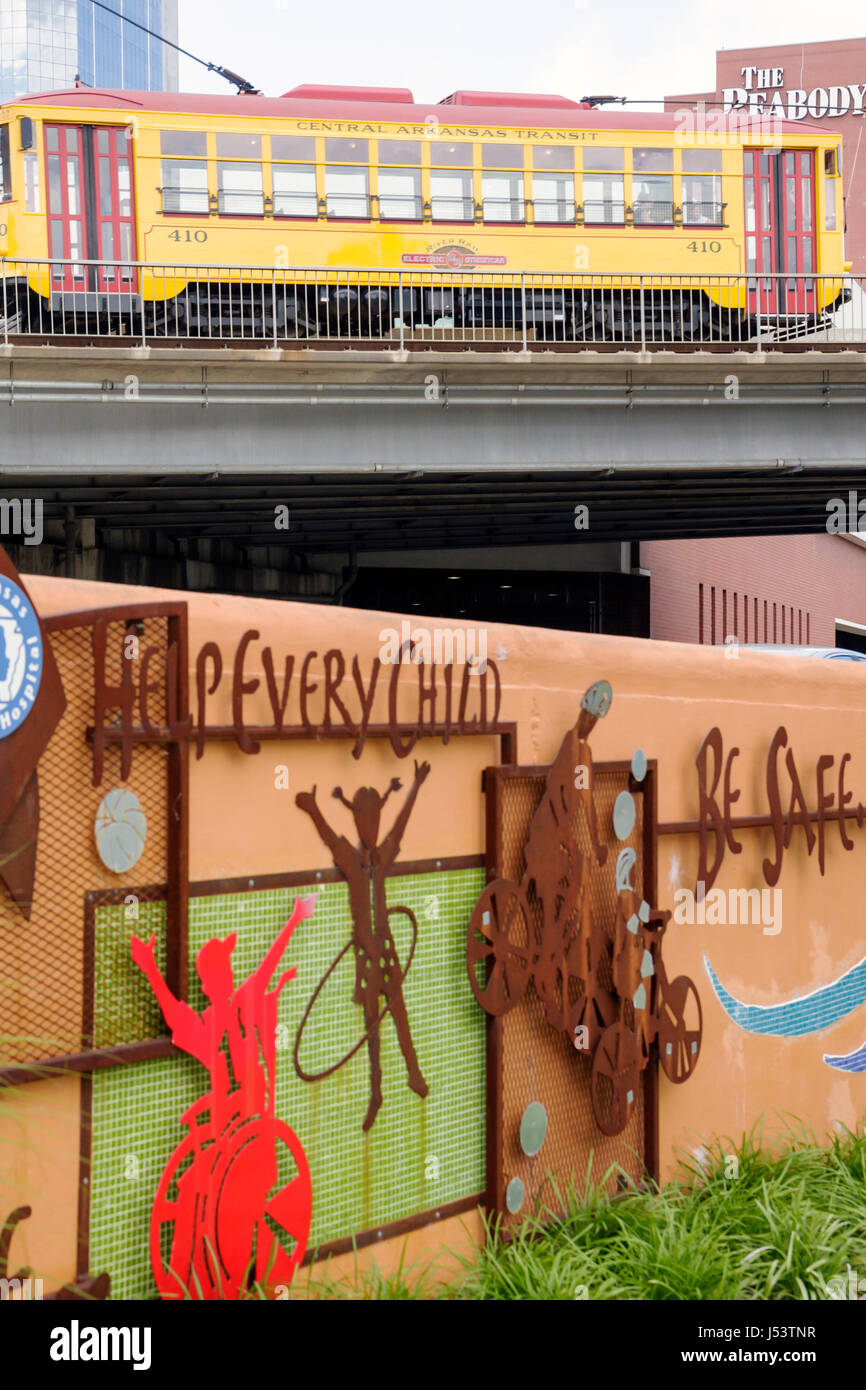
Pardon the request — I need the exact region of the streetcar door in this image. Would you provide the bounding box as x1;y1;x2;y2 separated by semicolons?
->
744;149;816;320
45;124;138;297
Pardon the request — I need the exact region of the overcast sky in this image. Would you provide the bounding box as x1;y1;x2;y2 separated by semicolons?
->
175;0;866;106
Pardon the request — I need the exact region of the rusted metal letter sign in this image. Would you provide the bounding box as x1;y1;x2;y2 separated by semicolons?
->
693;726;864;892
91;632;503;782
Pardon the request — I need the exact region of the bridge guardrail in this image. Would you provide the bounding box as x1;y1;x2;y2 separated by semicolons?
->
1;259;864;350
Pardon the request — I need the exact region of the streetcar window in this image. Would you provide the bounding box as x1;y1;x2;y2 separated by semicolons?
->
430;141;472;167
217;162;264;215
825;175;837;231
325;165;369;218
378;167;421;220
801;174;812;232
533;145;573;171
582;171;624;223
430;169;473;221
482;171;524;221
633;147;673;172
379;139;421;164
95;129;123;156
482;143;524;169
682;174;721;224
681;150;722;173
583;146;623;171
272;163;317;217
24;151;40;212
0;125;10;203
271;134;315;161
216;132;261;159
117;155;131;217
633;172;673;224
161;130;207;158
161;159;209;213
532;171;575;223
325;137;368;163
824;148;839;176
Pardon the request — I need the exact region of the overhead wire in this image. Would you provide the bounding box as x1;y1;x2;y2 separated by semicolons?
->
82;0;261;93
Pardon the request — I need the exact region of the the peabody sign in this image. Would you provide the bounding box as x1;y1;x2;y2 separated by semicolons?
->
723;67;866;119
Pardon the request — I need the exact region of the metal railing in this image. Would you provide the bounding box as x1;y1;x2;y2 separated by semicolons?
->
151;192;728;228
158;187;210;215
0;258;863;349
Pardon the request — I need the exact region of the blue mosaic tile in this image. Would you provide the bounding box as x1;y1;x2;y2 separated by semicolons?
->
704;954;866;1038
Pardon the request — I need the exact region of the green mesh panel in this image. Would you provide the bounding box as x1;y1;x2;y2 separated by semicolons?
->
89;869;486;1299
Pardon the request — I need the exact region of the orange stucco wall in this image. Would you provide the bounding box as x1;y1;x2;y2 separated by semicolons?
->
4;574;866;1293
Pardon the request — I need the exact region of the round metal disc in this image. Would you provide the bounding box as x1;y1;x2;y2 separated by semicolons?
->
506;1176;525;1214
94;787;148;873
520;1101;548;1157
631;749;648;782
613;790;636;841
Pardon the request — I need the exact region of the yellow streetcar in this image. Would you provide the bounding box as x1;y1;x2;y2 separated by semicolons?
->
0;82;851;340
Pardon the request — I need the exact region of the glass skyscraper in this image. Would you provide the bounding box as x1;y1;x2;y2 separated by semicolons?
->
0;0;179;104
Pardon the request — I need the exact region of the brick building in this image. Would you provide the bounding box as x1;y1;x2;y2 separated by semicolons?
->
652;40;866;654
666;36;866;272
642;533;866;651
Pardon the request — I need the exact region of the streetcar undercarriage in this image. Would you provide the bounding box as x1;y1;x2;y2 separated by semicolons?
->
2;278;848;344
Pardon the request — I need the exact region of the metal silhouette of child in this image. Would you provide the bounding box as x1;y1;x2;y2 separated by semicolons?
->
296;760;431;1132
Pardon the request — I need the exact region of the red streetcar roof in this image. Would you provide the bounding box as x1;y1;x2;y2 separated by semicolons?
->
439;90;589;109
8;86;826;135
282;84;415;103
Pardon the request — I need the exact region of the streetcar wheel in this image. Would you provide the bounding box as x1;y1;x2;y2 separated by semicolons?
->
590;1022;641;1137
466;878;533;1017
658;976;703;1083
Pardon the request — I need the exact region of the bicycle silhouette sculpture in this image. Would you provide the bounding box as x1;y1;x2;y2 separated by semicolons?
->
131;895;315;1300
294;762;430;1132
466;680;701;1137
593;847;702;1134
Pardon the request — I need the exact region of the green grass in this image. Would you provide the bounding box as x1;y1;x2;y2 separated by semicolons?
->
300;1122;866;1300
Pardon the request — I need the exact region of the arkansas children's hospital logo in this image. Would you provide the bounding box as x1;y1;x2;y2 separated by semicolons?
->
0;578;43;738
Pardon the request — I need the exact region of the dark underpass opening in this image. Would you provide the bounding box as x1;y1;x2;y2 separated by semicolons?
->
345;567;650;638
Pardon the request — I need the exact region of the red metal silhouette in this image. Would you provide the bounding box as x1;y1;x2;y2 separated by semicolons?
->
131;895;315;1300
295;762;430;1131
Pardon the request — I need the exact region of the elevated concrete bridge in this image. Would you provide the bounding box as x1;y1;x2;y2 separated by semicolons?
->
1;342;865;538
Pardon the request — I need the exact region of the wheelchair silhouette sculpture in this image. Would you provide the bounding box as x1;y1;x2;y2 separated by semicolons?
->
466;680;701;1137
132;895;315;1299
